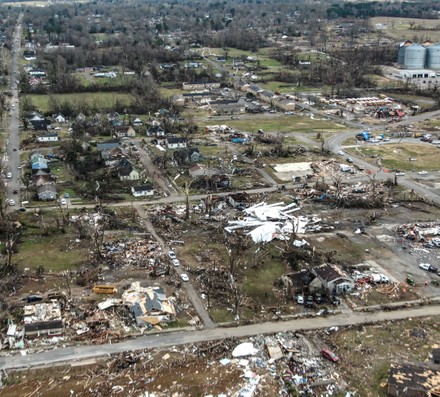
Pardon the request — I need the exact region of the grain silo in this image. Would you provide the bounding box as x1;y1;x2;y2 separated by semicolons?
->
426;43;440;69
404;43;426;69
398;40;413;66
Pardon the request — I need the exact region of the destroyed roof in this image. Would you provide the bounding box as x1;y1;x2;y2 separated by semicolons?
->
24;320;63;333
388;361;440;394
313;264;348;282
433;348;440;363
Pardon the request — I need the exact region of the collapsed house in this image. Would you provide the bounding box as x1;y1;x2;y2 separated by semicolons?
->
23;301;63;338
387;360;440;397
122;282;176;326
225;201;321;243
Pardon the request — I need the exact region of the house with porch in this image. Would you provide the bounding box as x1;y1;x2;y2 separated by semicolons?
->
309;264;354;295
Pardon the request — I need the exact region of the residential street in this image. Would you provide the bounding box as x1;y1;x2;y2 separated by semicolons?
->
0;304;438;371
4;14;22;211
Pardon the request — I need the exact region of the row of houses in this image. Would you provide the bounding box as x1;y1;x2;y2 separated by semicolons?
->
96;141;154;197
237;83;297;112
30;152;58;201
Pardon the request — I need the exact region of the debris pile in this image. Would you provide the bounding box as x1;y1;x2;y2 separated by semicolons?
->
100;238;168;275
225;201;321;243
122;282;176;327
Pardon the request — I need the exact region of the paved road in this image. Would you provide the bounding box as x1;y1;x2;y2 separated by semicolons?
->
324;110;440;205
4;15;22;210
0;304;438;371
134;204;216;329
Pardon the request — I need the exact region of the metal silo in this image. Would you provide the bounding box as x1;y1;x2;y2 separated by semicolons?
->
398;40;412;66
398;44;406;66
404;44;427;69
426;43;440;69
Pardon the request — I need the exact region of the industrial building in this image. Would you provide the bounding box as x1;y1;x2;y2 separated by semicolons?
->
398;40;440;69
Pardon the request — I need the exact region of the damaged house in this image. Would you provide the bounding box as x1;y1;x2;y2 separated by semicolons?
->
122;282;176;326
387;361;440;397
23;302;63;338
309;264;354;295
173;148;202;165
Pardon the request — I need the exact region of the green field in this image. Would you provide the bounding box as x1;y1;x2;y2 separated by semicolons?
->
356;143;440;171
24;92;133;113
370;16;440;42
224;115;348;134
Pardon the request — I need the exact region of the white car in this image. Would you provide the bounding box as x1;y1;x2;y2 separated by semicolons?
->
6;172;12;179
395;172;405;176
418;171;428;175
419;263;431;271
60;198;67;205
172;259;180;267
296;295;304;304
8;199;15;206
168;251;177;260
337;150;344;156
180;273;189;282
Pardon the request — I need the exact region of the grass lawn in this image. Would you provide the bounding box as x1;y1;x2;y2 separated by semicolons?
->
242;259;286;304
370;16;440;42
24;92;133;114
382;92;437;110
356;143;440;171
224;115;348;134
16;234;89;271
159;82;185;97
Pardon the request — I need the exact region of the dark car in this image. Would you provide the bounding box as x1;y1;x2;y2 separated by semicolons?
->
305;296;314;308
428;264;438;273
321;348;340;362
26;295;43;303
13;189;18;194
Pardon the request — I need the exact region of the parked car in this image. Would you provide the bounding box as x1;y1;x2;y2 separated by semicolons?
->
418;171;428;175
60;198;67;205
168;251;177;260
8;199;15;206
180;273;189;282
305;296;314;308
337;150;344;156
432;237;440;247
428;264;438;273
172;259;180;267
314;293;325;304
346;157;354;163
321;348;339;362
6;172;12;178
296;295;304;305
419;263;432;271
395;171;405;176
332;296;341;306
26;295;43;303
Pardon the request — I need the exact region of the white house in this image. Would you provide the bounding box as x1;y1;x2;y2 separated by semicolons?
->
133;118;143;126
118;167;140;181
166;137;187;149
37;133;59;143
54;114;66;123
131;184;155;197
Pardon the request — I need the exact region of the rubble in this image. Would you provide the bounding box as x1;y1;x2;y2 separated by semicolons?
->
122;282;176;326
225;201;321;243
